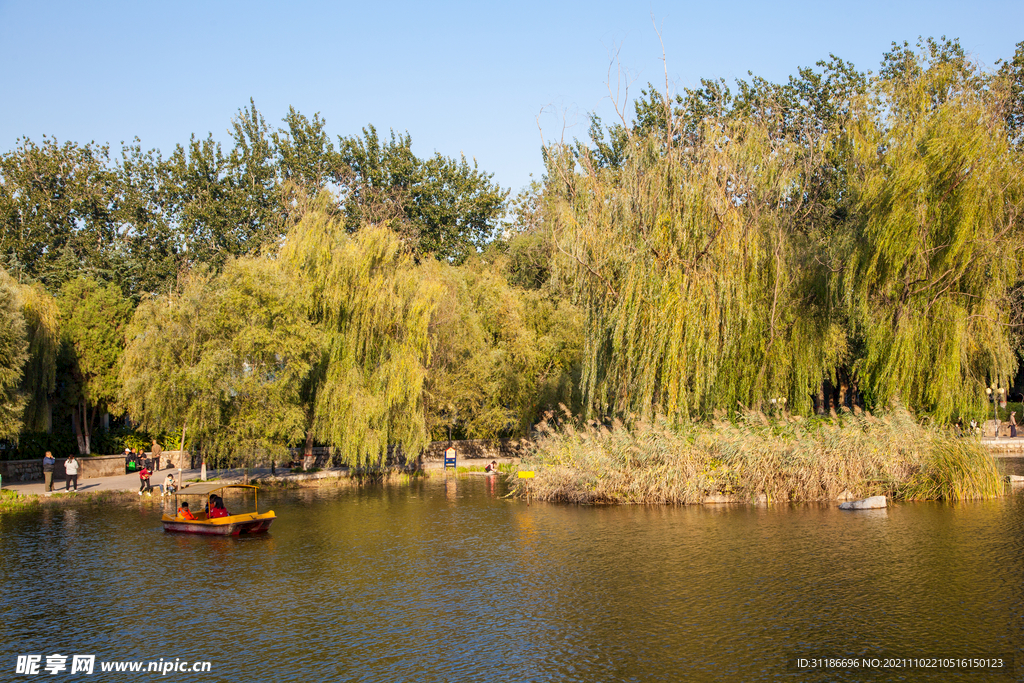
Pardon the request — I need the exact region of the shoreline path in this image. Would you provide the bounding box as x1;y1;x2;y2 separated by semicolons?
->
2;458;517;497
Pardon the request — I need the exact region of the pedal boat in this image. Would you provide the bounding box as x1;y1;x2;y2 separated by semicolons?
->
162;483;275;535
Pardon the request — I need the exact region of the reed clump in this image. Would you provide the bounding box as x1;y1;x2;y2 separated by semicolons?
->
511;408;1002;504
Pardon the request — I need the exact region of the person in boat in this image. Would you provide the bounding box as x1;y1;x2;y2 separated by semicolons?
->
138;466;153;495
485;460;499;473
208;496;230;519
177;501;196;520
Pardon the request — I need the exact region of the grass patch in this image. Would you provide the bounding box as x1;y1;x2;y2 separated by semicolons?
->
0;488;39;514
511;408;1004;504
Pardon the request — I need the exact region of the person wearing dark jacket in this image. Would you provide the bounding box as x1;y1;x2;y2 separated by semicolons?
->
42;451;55;492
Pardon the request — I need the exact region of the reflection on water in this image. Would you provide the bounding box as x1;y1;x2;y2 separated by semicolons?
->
2;474;1024;682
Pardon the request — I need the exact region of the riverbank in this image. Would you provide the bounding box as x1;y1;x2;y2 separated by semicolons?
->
0;458;519;514
510;409;1005;505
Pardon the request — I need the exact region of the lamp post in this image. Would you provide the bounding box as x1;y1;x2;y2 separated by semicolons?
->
986;387;1006;427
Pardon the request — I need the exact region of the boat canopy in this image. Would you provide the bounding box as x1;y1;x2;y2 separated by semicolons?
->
174;483;259;496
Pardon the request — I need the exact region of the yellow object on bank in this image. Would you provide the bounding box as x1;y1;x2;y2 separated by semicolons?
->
517;471;535;479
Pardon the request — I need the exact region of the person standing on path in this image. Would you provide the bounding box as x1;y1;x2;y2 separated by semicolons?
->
1011;412;1018;438
151;439;163;471
42;451;55;492
64;454;79;491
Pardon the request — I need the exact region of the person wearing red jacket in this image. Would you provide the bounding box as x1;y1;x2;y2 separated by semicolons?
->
208;497;230;518
138;467;152;495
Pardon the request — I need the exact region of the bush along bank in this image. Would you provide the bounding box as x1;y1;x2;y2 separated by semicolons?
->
508;409;1003;505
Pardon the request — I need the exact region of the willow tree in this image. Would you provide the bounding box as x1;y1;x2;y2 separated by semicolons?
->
421;255;582;440
17;282;60;431
0;269;28;439
121;259;318;467
281;207;440;466
121;268;219;452
545;115;841;421
841;43;1024;421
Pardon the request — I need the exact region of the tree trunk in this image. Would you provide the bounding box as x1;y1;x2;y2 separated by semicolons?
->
816;383;825;415
179;423;187;468
838;368;850;410
303;429;314;471
72;399;89;455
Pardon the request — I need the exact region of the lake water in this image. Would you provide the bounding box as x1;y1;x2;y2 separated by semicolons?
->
2;474;1023;682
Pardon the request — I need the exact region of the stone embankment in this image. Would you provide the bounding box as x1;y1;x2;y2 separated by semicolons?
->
981;438;1024;457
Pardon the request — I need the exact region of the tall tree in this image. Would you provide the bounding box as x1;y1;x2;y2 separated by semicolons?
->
17;282;60;432
0;269;28;440
0;137;118;289
337;125;508;263
841;40;1024;420
58;277;132;453
998;40;1024;146
281;206;440;466
548;110;841;420
120;259;318;468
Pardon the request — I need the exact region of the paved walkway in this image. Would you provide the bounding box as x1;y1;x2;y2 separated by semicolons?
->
2;457;518;497
4;467;203;496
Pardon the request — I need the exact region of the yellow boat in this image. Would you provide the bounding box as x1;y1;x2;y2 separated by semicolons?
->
161;483;275;535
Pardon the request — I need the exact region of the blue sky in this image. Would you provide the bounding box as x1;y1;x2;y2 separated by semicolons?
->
1;0;1021;193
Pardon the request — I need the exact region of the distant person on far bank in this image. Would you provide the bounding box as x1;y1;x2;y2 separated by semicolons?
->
64;454;79;491
1012;412;1018;438
42;451;55;492
485;460;499;473
151;439;163;471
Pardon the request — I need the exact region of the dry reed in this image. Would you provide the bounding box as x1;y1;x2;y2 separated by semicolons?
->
510;409;1003;504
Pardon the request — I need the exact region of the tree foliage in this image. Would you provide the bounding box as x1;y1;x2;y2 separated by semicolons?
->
281;206;440;466
17;282;60;431
842;41;1024;420
0;269;28;439
120;259;318;466
423;254;582;439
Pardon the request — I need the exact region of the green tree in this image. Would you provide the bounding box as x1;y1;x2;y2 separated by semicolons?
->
998;40;1024;145
120;259;318;468
162;101;285;270
274;107;338;194
840;41;1024;420
112;141;181;297
281;206;440;466
0;269;28;440
17;282;60;432
547;111;841;420
423;255;582;439
58;277;133;453
337;125;508;263
0;137;119;289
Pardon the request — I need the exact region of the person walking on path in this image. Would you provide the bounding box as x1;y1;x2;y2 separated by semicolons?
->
64;454;79;491
42;451;55;492
1011;412;1018;438
151;439;163;471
